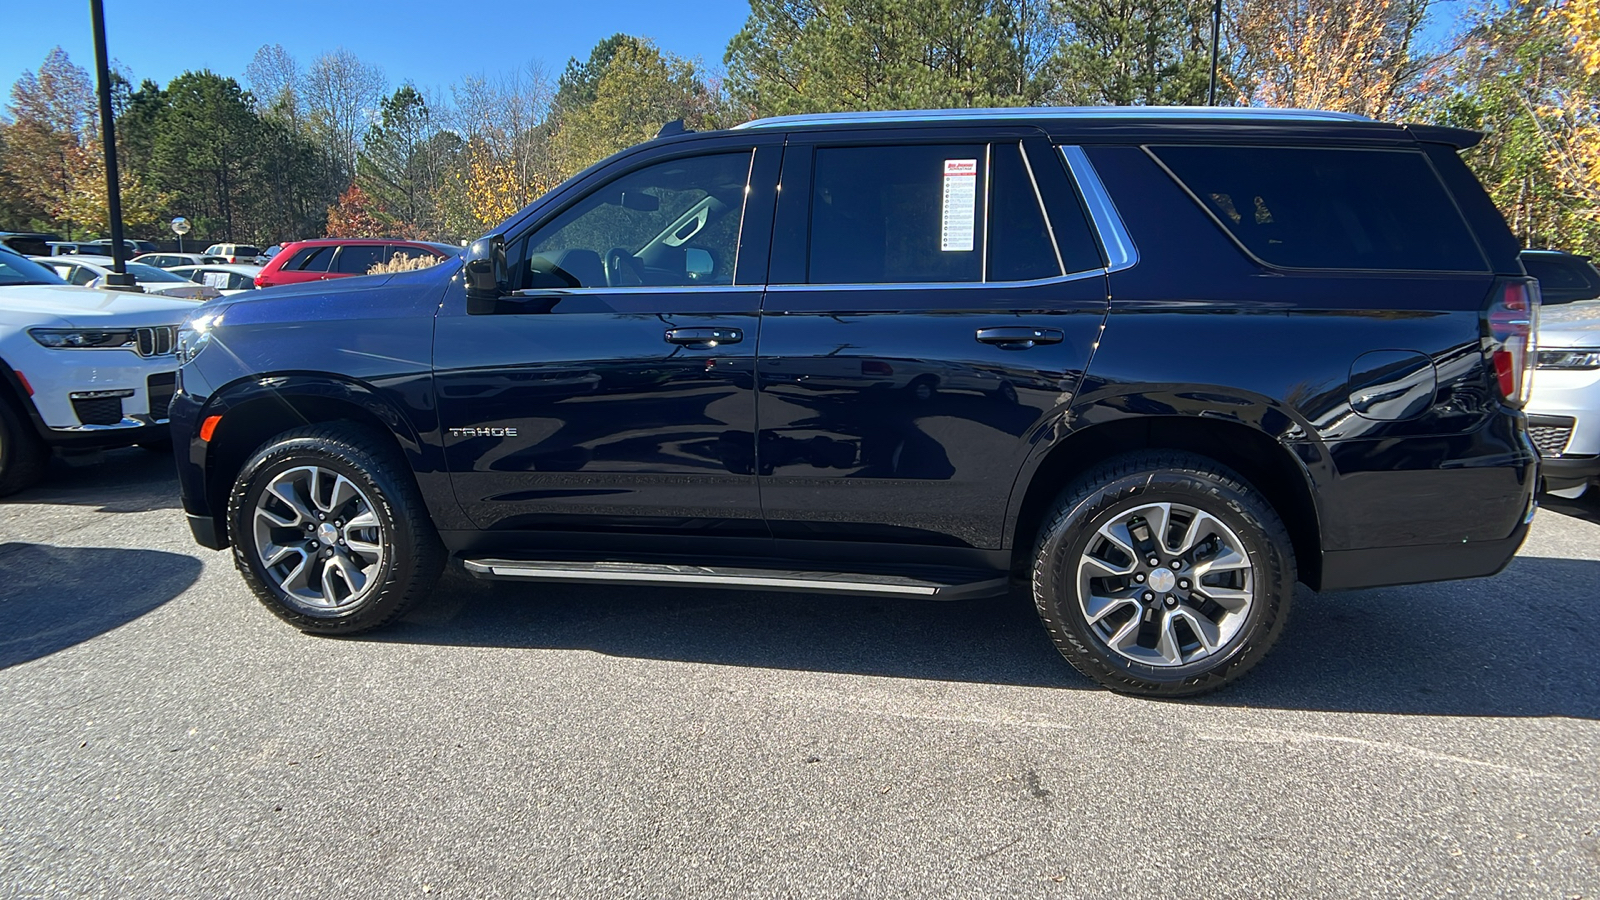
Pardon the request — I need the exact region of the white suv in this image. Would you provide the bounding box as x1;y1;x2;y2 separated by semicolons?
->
0;247;198;495
1524;250;1600;499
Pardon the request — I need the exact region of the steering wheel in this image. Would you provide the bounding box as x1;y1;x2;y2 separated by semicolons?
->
604;248;644;287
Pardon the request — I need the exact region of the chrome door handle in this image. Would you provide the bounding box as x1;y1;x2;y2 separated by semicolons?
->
665;327;742;348
975;327;1064;350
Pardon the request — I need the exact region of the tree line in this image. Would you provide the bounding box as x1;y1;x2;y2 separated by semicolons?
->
0;0;1595;253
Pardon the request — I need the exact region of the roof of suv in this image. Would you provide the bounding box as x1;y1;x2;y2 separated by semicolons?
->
726;105;1477;147
734;106;1374;130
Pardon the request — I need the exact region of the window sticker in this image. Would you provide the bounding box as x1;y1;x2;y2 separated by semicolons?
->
941;159;978;252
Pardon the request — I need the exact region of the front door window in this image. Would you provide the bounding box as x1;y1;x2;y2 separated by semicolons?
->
512;152;752;290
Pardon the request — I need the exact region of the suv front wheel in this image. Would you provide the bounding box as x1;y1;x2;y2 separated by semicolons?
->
1032;451;1295;697
227;423;443;634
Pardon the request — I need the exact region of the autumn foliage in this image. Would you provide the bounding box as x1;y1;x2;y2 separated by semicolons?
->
325;184;389;237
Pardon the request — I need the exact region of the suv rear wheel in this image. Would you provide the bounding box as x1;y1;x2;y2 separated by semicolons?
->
1032;451;1294;697
227;423;443;634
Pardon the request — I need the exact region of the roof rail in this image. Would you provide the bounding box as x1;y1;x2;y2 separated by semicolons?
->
732;106;1376;131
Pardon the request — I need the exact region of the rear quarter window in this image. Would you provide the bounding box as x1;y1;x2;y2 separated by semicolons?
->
1151;145;1488;272
1521;254;1600;303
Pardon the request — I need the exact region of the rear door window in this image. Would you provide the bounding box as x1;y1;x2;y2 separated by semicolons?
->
988;142;1062;282
293;247;333;272
808;144;987;285
333;244;385;275
1151;145;1488;272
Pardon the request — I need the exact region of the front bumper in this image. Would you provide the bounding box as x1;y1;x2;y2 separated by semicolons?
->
1539;452;1600;490
9;345;179;448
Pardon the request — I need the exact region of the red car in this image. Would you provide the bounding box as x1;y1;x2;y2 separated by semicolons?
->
254;239;461;288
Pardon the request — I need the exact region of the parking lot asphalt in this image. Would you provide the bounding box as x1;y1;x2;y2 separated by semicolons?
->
1;449;1597;898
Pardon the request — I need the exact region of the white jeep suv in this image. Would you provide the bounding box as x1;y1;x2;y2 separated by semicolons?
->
0;246;198;496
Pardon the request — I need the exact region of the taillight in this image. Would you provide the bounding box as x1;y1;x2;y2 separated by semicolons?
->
254;274;266;287
1486;278;1539;407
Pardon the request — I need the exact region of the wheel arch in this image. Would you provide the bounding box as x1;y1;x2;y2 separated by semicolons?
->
0;353;47;433
198;373;433;547
1007;405;1327;590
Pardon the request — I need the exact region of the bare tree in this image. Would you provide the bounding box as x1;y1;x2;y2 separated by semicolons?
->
449;61;558;227
245;44;302;131
304;48;387;182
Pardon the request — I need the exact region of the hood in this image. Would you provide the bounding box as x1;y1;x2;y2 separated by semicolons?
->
1537;299;1600;348
0;283;200;327
141;282;221;302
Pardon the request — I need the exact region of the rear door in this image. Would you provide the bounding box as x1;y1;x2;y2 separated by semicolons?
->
756;130;1110;550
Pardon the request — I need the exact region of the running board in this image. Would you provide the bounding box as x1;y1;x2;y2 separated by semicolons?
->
461;558;1010;600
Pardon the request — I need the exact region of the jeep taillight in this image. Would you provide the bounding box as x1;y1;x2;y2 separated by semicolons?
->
1487;278;1539;407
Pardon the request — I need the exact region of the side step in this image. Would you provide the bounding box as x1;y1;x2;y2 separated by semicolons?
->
461;558;1010;601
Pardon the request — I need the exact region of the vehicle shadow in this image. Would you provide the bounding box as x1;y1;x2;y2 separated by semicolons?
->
1539;489;1600;526
0;542;201;669
4;448;182;513
375;555;1600;720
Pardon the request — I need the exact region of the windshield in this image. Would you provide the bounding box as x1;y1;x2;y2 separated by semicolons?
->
126;262;186;282
0;248;67;286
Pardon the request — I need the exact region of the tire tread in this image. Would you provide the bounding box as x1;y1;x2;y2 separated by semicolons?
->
226;422;444;634
1031;450;1296;698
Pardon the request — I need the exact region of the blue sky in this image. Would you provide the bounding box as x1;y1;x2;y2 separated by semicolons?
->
3;0;1469;104
1;0;755;99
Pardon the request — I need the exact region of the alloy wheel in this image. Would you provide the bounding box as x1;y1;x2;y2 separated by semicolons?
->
1076;501;1255;667
251;465;386;615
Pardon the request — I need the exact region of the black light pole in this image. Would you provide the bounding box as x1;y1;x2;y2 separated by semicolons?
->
90;0;133;287
1207;0;1223;106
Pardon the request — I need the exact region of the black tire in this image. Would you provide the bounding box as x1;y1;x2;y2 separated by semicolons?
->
1032;450;1295;698
227;423;444;634
0;397;49;497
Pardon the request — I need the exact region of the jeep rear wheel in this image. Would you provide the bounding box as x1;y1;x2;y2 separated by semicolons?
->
227;423;443;634
1032;451;1295;698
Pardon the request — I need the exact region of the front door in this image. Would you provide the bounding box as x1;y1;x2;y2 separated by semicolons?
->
435;143;779;538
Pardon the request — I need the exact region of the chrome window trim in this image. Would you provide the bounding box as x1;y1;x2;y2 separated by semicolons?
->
1060;146;1138;274
506;283;754;297
503;270;1104;295
734;106;1375;131
764;268;1105;292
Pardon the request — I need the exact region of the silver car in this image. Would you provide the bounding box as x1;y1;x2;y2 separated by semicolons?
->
1525;250;1600;498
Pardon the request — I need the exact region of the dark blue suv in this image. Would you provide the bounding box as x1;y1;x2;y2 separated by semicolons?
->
171;108;1540;697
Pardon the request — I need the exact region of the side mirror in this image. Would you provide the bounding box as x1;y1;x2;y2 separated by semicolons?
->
464;233;508;314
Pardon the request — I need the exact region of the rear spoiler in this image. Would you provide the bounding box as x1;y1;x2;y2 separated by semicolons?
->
1402;124;1483;150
